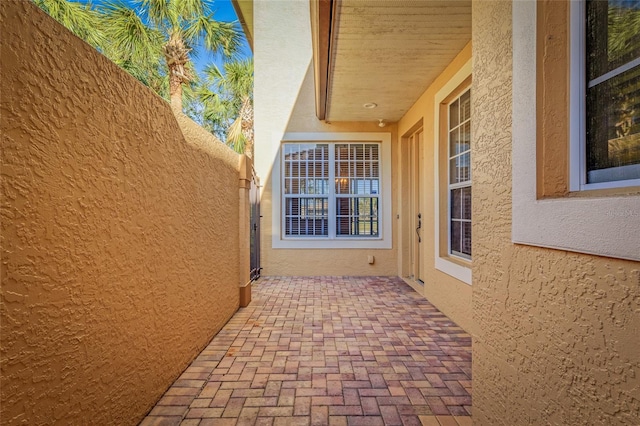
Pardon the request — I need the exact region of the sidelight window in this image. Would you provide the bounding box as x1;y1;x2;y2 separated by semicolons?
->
448;89;472;259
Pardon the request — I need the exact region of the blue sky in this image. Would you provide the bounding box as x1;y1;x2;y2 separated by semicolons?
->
89;0;252;75
189;0;252;74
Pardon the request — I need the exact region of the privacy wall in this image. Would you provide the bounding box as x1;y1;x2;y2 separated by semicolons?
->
1;2;241;424
472;2;640;424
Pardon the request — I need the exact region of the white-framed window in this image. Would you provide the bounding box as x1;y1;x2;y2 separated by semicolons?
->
512;0;640;262
272;132;392;249
433;59;473;285
448;89;472;259
283;143;330;237
283;142;380;238
335;143;380;237
570;0;640;190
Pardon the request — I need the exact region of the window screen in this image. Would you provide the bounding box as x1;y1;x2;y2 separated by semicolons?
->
586;0;640;184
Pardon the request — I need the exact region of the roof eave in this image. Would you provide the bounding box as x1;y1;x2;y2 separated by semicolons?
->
310;0;336;121
231;0;254;51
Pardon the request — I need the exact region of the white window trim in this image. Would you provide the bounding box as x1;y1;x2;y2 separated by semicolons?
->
272;132;392;249
569;0;640;191
512;0;640;262
434;59;473;285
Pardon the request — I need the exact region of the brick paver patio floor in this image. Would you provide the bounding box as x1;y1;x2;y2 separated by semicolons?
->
141;276;472;426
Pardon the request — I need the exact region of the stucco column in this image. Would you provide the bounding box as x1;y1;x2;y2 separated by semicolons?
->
238;154;252;306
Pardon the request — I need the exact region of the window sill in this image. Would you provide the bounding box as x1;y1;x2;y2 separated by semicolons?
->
435;256;472;285
272;237;391;249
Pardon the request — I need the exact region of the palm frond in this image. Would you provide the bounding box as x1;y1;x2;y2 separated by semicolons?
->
198;57;253;154
113;57;168;96
203;63;224;83
33;0;105;48
141;0;171;29
100;0;164;65
173;0;205;21
197;86;218;104
608;6;640;60
184;15;241;59
227;116;246;154
223;58;253;100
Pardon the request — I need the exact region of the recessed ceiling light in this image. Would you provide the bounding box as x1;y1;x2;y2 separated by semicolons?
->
363;103;377;109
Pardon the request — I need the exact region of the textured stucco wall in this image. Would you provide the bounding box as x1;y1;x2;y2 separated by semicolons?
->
1;2;241;424
396;43;473;333
254;0;397;276
472;1;640;425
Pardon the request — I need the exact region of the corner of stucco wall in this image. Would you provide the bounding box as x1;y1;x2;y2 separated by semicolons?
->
173;111;242;172
472;2;640;425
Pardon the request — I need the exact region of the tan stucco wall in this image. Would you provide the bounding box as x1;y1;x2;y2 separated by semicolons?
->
254;0;397;276
1;2;241;424
472;2;640;425
396;44;473;333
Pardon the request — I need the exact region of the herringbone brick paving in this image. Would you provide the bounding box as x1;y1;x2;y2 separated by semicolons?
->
141;276;472;426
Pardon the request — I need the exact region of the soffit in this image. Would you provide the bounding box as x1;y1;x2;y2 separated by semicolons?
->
325;0;471;122
231;0;254;50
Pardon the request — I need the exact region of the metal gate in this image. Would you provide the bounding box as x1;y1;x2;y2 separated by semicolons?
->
249;171;261;281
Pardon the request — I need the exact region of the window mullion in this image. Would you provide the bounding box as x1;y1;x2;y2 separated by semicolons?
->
328;143;336;239
449;181;471;190
588;56;640;89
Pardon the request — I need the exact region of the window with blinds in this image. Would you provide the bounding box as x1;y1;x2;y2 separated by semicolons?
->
335;144;380;237
282;142;380;238
283;144;329;236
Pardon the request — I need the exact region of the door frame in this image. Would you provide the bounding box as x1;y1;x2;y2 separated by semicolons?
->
400;125;425;285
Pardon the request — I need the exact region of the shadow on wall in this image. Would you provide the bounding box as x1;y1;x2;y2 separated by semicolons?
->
1;1;244;424
255;61;399;276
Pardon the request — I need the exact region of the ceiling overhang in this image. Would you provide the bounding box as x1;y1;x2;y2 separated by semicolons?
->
312;0;472;123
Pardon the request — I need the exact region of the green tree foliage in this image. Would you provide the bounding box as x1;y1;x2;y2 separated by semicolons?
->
33;0;253;150
33;0;104;48
608;3;640;62
196;58;253;156
98;0;241;111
